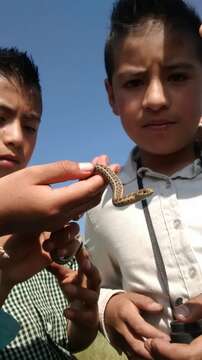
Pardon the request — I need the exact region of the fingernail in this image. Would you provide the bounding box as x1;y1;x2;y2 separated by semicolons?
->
78;162;94;171
174;304;190;320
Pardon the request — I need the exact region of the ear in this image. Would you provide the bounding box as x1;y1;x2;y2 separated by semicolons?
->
104;79;119;115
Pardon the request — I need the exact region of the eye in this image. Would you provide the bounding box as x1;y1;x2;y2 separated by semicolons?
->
0;115;6;123
23;125;37;134
168;72;189;82
124;78;144;88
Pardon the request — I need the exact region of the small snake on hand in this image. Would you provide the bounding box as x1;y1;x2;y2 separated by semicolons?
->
95;164;153;207
51;164;154;265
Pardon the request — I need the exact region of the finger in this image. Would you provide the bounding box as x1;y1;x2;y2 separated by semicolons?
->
52;174;105;210
92;154;110;165
65;193;103;218
126;311;169;341
109;164;121;173
47;262;76;281
127;293;167;339
174;294;202;322
129;293;163;313
2;232;42;264
75;256;101;293
62;283;99;306
145;338;192;360
81;259;101;293
74;246;89;286
64;306;98;329
91;155;121;174
43;223;80;253
119;324;154;360
27;161;95;184
43;193;103;232
8;237;51;281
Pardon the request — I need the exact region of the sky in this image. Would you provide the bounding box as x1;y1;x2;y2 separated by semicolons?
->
1;0;202;231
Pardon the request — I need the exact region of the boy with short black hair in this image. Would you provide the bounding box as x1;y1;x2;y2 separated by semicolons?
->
0;47;104;359
85;0;202;358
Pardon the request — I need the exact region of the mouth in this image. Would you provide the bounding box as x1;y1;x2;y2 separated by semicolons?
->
0;155;20;168
143;120;177;130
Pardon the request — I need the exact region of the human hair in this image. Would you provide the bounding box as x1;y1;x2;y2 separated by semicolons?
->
0;47;41;94
105;0;202;83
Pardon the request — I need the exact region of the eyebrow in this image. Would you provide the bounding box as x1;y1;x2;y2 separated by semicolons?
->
0;103;15;113
0;104;41;122
116;62;196;79
163;63;196;71
116;67;147;78
23;112;41;123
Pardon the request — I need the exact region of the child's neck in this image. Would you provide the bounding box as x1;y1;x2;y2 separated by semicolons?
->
139;144;197;176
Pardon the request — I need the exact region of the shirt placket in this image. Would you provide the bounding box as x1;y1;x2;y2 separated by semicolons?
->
154;177;202;305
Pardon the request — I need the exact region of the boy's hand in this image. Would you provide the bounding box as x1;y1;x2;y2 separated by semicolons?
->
0;160;109;236
144;294;202;359
174;294;202;323
92;154;120;172
145;335;202;360
0;223;80;304
49;247;101;352
104;292;169;359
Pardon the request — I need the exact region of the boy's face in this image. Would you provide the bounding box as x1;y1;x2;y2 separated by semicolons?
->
0;76;41;178
106;21;202;156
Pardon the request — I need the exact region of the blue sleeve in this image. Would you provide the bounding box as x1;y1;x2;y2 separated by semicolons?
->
0;309;21;349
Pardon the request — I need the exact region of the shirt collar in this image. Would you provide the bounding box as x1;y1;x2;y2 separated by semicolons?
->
120;145;202;185
119;147;138;185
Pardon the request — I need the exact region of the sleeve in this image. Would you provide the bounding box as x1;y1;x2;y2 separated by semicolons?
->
0;309;21;349
85;212;124;341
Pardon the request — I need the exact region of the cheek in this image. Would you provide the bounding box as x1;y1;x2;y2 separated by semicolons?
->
116;92;140;118
181;99;202;126
24;135;37;160
177;85;202;116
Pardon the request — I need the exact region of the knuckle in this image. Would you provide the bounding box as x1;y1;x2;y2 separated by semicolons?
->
118;306;128;320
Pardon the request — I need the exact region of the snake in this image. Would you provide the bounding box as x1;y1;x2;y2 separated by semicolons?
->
95;164;153;207
51;164;154;265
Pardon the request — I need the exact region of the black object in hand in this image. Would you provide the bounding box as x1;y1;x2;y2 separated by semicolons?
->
170;319;202;344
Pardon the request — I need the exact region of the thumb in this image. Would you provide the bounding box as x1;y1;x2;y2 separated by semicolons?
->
24;161;95;185
47;262;71;280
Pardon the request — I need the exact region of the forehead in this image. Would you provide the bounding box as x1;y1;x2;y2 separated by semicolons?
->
0;75;42;115
112;20;200;72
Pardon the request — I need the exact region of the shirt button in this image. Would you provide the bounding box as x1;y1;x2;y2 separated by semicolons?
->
189;266;197;278
175;297;184;306
47;322;52;333
173;219;181;229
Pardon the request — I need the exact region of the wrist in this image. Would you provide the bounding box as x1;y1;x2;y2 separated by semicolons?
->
98;289;125;342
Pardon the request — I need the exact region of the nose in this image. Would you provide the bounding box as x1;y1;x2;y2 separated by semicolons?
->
143;78;169;111
2;120;23;149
